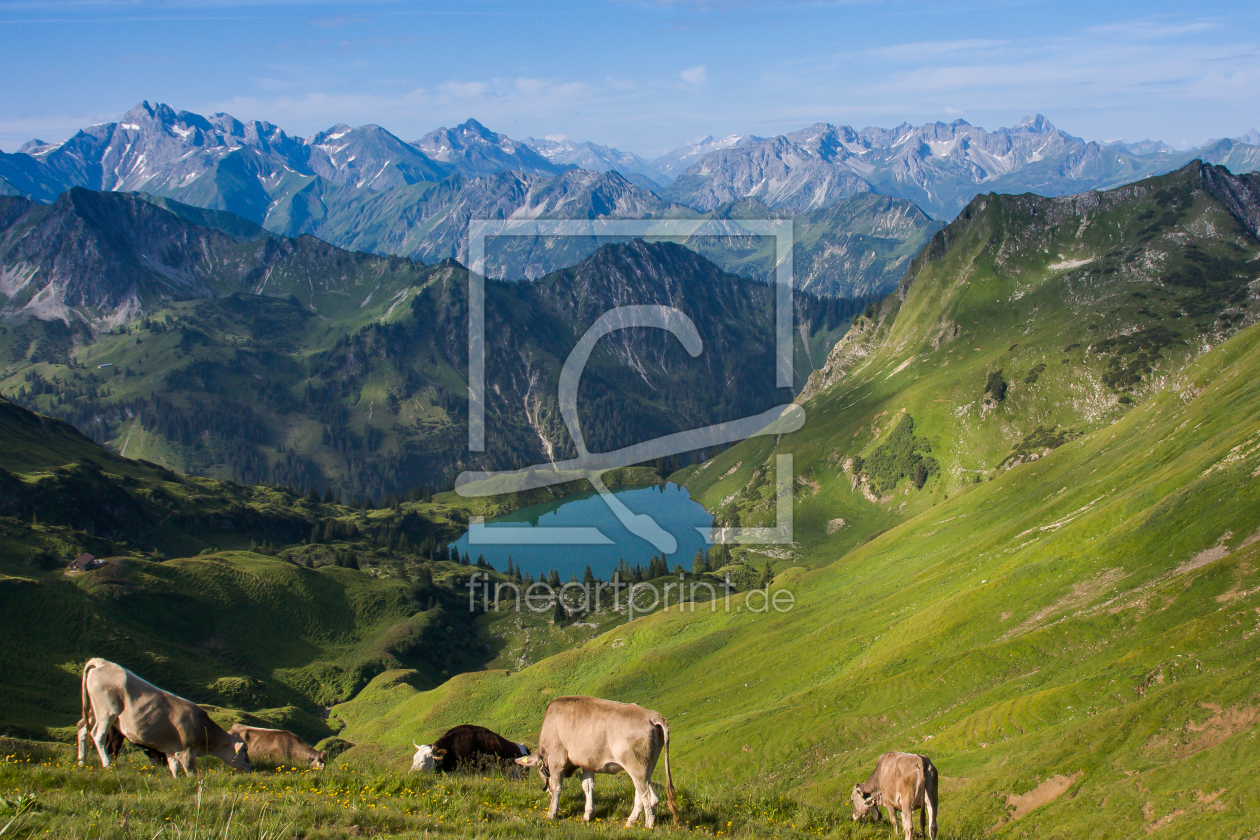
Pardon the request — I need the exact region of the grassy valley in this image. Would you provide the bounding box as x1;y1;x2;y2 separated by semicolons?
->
0;163;1258;838
316;163;1260;837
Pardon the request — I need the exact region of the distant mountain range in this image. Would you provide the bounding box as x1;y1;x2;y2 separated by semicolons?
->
1;101;1256;290
659;116;1260;217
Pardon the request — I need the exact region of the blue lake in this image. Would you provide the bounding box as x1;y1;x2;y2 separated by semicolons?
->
449;483;713;580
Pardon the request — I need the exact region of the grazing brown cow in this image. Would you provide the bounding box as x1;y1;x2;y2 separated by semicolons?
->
228;724;327;769
80;658;252;777
851;751;939;840
515;696;678;828
410;724;528;775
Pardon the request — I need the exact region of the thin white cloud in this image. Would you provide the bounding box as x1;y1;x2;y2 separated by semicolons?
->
680;64;707;87
864;39;1010;60
439;81;489;100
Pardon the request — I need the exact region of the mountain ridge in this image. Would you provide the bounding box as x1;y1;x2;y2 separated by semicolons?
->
0;191;857;497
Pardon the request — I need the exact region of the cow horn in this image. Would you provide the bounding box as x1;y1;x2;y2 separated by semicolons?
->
413;741;421;751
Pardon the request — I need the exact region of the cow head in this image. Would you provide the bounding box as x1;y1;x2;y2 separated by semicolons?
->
514;752;549;789
851;784;882;822
222;734;253;773
310;750;328;770
410;742;446;772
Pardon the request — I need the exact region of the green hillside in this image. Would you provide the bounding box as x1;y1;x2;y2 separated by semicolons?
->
327;164;1260;837
0;393;513;743
0;391;714;750
681;162;1260;565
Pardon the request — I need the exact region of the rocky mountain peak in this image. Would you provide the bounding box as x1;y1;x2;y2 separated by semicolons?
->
1014;114;1055;133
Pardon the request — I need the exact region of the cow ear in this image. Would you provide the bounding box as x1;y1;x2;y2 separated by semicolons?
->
234;742;245;754
432;749;447;758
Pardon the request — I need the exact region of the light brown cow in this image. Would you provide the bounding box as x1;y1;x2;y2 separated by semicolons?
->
229;724;327;769
515;696;678;828
79;658;252;777
851;751;939;840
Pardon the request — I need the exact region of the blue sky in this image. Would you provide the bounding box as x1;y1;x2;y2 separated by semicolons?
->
1;0;1257;156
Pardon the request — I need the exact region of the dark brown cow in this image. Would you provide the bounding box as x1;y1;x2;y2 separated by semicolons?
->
410;724;529;774
851;751;939;840
229;724;327;769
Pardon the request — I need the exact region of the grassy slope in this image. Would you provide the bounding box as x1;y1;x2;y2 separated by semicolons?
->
0;393;318;561
331;167;1260;838
336;307;1260;840
0;542;505;744
0;393;507;744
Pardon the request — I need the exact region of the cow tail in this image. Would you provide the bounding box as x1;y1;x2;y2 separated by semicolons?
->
654;715;680;822
80;659;98;733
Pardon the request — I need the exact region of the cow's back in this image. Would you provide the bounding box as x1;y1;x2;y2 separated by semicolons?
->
433;724;519;771
87;661;215;751
230;725;287;754
876;752;931;807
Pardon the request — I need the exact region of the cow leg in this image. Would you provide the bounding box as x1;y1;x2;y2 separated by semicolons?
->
643;782;660;829
90;716;116;769
925;796;938;840
626;780;644;828
900;803;914;840
76;720;88;766
581;771;595;821
545;772;562;820
169;750;196;778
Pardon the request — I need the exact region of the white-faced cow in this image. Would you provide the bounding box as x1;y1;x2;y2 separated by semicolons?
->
410;724;528;775
410;742;444;771
229;724;327;769
851;751;939;840
515;696;678;828
79;658;252;777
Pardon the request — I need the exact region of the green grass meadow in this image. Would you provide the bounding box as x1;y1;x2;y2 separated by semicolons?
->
2;165;1259;837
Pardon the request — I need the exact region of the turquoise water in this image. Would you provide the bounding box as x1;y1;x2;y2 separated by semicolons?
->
449;483;713;580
